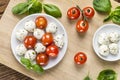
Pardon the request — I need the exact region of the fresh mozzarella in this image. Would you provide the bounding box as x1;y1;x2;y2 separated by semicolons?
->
16;29;28;41
54;34;64;48
99;44;109;56
24;50;36;61
24;20;36;32
15;44;27;56
34;43;46;53
33;29;45;39
46;22;57;33
109;32;120;43
109;43;119;55
98;33;109;45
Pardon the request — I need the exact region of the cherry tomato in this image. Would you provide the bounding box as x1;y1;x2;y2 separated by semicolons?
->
67;7;80;20
36;53;49;66
83;7;95;19
46;45;59;58
74;52;87;65
42;33;53;46
76;20;89;33
24;36;37;49
35;16;47;29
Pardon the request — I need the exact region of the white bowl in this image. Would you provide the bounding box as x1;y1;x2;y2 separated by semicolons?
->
11;13;68;70
93;24;120;61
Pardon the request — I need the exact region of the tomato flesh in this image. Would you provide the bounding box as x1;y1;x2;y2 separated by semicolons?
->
74;52;87;65
24;36;37;49
35;16;47;29
46;45;59;58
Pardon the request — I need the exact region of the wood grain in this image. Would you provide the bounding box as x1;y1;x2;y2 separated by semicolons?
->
0;0;120;80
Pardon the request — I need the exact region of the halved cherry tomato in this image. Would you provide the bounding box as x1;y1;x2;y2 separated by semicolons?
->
67;7;80;20
76;20;89;33
35;16;47;29
74;52;87;65
24;36;37;49
83;7;95;19
41;33;53;46
46;45;59;58
36;53;49;66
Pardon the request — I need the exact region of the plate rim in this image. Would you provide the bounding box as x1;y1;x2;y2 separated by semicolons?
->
10;13;68;70
92;23;120;61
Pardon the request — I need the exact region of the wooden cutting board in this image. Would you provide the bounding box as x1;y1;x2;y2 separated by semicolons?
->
0;0;120;80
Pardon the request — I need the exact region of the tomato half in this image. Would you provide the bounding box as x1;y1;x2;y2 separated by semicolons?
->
24;36;37;49
67;7;80;20
74;52;87;65
41;33;53;46
83;7;95;19
46;45;59;58
35;16;47;29
76;20;89;33
36;53;49;66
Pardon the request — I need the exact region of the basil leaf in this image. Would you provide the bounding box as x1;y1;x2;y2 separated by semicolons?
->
12;3;29;15
93;0;112;13
115;6;120;10
29;1;42;14
104;12;114;22
112;16;120;24
97;69;117;80
20;57;32;69
32;64;44;73
43;4;62;18
84;75;91;80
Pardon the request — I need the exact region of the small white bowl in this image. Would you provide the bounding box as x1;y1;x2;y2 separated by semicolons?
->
11;13;68;70
93;24;120;61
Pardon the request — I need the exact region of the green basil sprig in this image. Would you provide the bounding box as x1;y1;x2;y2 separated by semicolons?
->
12;0;62;18
43;4;62;18
20;57;44;73
104;6;120;24
84;75;91;80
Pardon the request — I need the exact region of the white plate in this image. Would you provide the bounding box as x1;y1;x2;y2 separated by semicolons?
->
11;13;68;70
93;24;120;61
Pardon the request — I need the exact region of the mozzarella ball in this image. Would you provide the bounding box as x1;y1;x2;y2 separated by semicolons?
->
34;43;46;53
99;44;109;56
16;29;28;41
33;29;45;39
109;32;120;43
24;20;36;32
46;22;57;33
24;50;36;61
54;34;64;48
109;43;119;55
15;44;27;56
98;33;109;45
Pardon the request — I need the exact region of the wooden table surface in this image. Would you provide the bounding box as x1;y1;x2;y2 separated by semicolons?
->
0;0;120;80
0;0;32;79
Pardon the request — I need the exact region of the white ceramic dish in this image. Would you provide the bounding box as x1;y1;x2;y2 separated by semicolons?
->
11;13;68;70
93;24;120;61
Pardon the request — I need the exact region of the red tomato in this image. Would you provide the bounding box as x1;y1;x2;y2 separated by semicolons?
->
36;53;49;66
67;7;80;20
83;7;95;19
35;16;47;29
24;36;37;49
42;33;53;46
74;52;87;65
46;45;59;58
76;20;89;33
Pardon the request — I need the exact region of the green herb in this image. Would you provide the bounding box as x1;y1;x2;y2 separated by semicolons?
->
93;0;112;13
97;69;117;80
20;57;44;73
12;0;62;18
104;6;120;24
43;4;62;18
84;75;91;80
